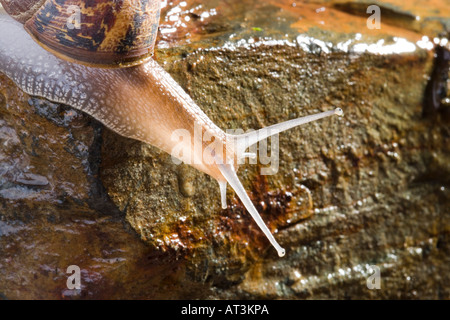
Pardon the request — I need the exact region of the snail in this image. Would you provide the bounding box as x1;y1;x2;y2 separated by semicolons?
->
0;0;343;257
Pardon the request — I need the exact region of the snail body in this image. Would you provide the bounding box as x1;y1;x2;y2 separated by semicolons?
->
0;1;343;257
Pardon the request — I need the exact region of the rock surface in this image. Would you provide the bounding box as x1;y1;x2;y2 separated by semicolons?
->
0;0;449;299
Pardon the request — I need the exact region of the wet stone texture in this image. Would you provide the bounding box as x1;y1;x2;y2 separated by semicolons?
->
1;0;449;299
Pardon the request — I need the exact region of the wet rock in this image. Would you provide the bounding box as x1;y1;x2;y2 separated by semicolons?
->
423;45;450;117
331;0;449;36
0;74;212;299
1;0;449;299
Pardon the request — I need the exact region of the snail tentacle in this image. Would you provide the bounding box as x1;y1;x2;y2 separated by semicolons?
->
216;109;343;256
230;108;344;161
218;180;228;209
218;163;286;257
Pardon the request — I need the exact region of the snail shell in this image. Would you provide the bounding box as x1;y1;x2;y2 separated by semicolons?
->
1;0;160;67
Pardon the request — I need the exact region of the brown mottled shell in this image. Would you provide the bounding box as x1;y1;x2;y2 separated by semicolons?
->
1;0;160;67
1;0;47;23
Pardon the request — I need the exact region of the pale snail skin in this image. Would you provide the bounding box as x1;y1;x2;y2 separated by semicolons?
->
0;5;343;257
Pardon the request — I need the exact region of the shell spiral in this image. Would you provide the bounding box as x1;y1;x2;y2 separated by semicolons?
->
0;0;161;67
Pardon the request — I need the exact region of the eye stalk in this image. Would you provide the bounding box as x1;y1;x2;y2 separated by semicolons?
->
218;108;344;257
